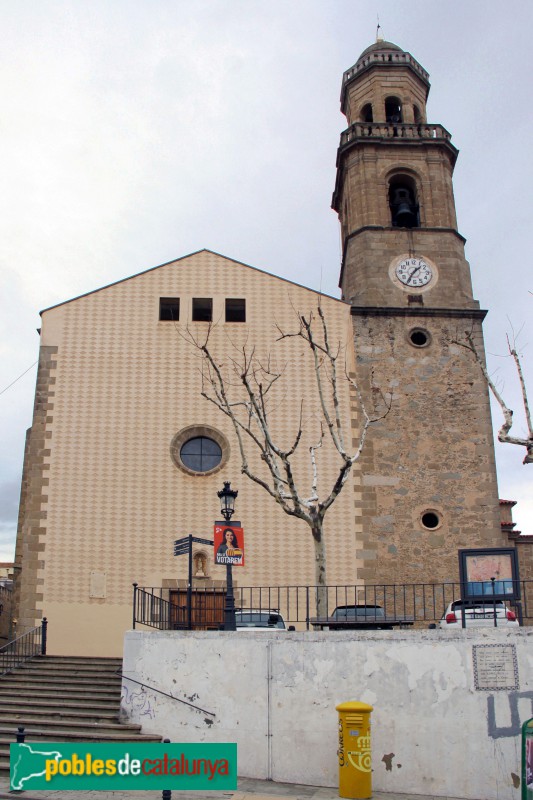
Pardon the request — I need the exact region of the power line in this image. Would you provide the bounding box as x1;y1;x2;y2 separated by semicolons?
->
0;361;38;397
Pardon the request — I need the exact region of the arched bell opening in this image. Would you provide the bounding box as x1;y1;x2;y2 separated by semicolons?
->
388;175;420;228
385;96;403;123
360;102;373;123
413;104;423;124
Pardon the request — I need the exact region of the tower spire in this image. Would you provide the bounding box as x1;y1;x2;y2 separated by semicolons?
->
376;15;383;42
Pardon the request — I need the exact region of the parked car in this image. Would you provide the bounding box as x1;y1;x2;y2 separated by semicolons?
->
439;599;519;629
235;610;294;631
310;604;414;630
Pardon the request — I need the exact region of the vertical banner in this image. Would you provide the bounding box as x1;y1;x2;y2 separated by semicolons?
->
214;524;244;566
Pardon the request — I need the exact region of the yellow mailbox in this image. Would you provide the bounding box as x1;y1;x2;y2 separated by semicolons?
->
336;701;373;799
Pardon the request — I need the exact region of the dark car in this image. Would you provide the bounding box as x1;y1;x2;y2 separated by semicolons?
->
310;605;413;630
331;605;386;623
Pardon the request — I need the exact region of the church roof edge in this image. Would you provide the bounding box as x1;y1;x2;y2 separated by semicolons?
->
39;248;346;316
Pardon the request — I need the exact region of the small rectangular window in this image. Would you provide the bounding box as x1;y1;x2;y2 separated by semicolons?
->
192;298;212;322
225;298;246;323
159;297;180;321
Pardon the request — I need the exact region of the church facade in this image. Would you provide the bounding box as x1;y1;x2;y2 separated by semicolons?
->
14;40;524;656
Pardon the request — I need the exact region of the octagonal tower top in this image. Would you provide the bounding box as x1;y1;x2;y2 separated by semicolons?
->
341;40;431;125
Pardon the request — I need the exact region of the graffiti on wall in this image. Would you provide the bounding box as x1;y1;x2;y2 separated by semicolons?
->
487;691;533;739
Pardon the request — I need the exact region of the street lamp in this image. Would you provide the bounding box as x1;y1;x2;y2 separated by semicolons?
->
217;482;238;631
218;481;238;521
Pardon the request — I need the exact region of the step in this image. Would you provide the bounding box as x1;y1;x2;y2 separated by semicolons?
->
0;708;120;724
34;656;123;664
19;660;122;672
0;655;162;766
8;664;122;675
0;727;162;743
0;674;121;687
1;659;122;675
23;656;122;666
0;689;121;704
0;678;121;690
17;658;122;672
0;717;142;734
0;697;120;713
11;668;122;681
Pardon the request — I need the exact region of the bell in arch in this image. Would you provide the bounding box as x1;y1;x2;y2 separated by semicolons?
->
391;187;418;228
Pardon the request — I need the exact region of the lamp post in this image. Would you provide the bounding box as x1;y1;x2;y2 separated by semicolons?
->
217;481;238;631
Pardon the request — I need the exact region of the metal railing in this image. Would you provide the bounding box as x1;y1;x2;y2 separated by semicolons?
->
133;584;174;630
0;617;47;675
132;583;532;631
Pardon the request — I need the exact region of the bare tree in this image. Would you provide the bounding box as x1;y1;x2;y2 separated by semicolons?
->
456;330;532;464
185;306;390;605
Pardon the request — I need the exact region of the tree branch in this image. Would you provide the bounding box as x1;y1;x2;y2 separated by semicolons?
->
455;330;533;464
185;306;389;584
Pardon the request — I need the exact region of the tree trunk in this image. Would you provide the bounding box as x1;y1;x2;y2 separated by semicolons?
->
312;521;328;617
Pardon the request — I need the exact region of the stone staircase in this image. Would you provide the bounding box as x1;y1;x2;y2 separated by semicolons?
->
0;655;162;772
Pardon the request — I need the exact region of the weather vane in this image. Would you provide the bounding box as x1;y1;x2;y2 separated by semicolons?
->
376;15;383;42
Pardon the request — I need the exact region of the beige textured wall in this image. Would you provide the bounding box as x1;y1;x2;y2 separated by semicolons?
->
17;251;361;654
45;602;131;656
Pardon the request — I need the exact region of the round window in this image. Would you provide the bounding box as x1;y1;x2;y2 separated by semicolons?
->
170;426;229;476
421;511;441;530
409;328;431;348
180;436;222;473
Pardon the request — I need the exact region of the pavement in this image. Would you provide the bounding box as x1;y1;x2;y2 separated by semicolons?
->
0;774;479;800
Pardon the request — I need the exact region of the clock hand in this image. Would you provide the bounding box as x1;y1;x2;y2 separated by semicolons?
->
407;266;421;284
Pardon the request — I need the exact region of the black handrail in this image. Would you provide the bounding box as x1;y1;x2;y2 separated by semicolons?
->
0;617;47;675
117;668;215;718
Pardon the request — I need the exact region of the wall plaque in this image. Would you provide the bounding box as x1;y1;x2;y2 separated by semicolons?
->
473;644;518;691
89;571;107;599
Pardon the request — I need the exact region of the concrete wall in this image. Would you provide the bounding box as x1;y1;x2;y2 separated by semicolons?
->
122;628;533;800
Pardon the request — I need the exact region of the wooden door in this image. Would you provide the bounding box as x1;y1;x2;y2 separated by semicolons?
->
169;590;225;630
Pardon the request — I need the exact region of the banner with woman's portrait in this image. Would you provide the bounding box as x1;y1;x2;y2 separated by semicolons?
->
214;524;245;566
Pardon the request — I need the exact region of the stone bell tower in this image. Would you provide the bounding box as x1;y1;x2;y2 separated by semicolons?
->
332;40;502;585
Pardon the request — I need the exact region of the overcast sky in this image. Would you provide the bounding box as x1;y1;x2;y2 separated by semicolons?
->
1;0;532;562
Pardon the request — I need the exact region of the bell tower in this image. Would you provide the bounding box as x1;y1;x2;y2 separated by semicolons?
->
333;41;503;585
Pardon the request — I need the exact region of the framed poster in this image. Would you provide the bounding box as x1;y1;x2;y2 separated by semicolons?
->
214;523;245;566
459;548;520;601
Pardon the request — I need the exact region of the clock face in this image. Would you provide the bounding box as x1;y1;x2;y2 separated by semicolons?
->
395;257;433;287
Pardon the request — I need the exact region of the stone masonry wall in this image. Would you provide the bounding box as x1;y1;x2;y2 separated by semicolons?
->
343;66;428;125
350;309;502;587
13;345;58;632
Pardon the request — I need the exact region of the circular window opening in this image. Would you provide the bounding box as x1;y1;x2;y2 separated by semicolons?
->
180;436;222;473
409;328;430;348
170;426;229;476
421;511;441;530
